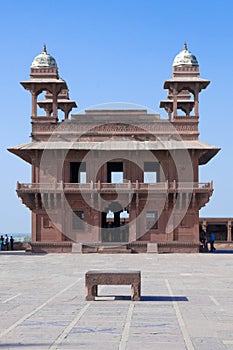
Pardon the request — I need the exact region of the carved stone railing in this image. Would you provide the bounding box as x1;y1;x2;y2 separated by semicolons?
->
16;180;213;194
169;181;213;192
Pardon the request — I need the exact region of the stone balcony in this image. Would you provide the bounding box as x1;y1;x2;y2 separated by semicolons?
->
16;180;213;194
16;180;213;211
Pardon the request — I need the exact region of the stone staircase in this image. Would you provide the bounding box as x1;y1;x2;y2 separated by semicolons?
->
97;244;132;254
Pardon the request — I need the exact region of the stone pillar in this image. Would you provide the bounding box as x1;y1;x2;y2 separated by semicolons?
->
32;91;37;117
31;159;36;183
227;220;232;242
194;88;199;117
45;107;50;117
165;106;172;121
173;87;178;118
193;211;200;243
129;206;137;242
32;155;40;183
35;158;40;183
31;212;38;242
52;85;58;119
63;160;69;183
64;107;69;119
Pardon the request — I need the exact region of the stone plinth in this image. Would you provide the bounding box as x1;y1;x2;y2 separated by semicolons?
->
72;243;82;253
147;243;158;253
85;270;141;301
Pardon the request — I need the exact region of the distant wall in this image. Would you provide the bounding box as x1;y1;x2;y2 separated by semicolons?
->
11;241;31;251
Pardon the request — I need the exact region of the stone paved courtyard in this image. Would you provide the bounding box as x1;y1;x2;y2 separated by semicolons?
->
1;251;233;349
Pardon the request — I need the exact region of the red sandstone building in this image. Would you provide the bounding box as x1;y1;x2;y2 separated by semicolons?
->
9;44;222;253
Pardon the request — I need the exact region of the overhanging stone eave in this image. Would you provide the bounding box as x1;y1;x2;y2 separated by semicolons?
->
20;80;68;92
164;79;210;90
8;140;220;153
198;148;221;165
8;146;33;164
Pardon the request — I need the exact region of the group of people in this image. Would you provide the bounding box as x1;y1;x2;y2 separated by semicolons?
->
0;234;14;251
200;229;216;252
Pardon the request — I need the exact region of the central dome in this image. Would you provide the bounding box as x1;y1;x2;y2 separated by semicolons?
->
173;43;198;67
31;45;57;68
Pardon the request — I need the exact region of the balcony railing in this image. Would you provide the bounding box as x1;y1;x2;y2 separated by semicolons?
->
17;180;213;193
169;181;213;191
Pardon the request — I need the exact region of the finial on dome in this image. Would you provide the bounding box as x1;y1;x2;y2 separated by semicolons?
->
43;44;47;53
173;43;198;66
31;45;57;68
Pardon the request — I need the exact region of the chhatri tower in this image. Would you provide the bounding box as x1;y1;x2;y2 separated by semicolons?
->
8;44;220;253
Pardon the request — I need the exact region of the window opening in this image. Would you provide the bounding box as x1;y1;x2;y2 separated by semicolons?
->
146;211;158;230
144;162;159;183
107;162;123;183
70;162;86;183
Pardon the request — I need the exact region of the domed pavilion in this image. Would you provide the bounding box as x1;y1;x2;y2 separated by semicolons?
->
8;44;220;253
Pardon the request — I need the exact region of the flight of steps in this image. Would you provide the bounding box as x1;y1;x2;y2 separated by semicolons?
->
97;244;132;254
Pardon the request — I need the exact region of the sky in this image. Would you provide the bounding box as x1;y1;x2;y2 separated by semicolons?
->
0;0;233;234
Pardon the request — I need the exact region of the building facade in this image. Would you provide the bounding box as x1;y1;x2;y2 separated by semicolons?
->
9;44;220;253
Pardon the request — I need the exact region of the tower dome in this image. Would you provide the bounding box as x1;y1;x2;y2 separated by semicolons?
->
31;45;57;68
173;43;198;67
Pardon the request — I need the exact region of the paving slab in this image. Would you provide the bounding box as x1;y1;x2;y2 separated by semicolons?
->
0;252;233;349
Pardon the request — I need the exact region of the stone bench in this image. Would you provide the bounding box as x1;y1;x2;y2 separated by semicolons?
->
85;270;141;301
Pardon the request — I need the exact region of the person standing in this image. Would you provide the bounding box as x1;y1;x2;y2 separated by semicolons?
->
4;234;9;251
200;229;207;249
10;235;14;250
0;235;3;250
209;232;216;252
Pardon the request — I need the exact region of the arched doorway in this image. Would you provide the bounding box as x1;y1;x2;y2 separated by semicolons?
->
101;202;129;242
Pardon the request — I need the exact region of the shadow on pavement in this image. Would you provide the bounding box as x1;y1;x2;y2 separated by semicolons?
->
140;295;188;302
213;250;233;254
96;295;188;301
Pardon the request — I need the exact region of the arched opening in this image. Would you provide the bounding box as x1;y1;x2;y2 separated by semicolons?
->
101;203;129;243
